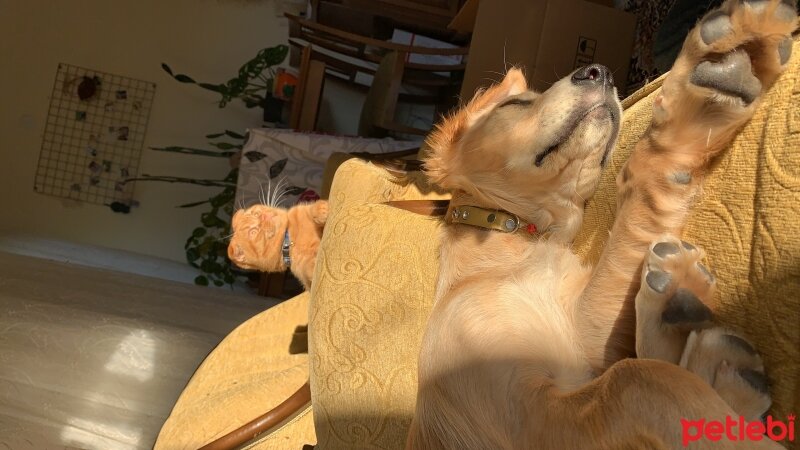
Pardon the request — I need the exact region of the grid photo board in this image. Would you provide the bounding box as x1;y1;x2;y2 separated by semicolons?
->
34;63;156;205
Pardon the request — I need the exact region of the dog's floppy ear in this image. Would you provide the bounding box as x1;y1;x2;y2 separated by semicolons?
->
424;68;528;189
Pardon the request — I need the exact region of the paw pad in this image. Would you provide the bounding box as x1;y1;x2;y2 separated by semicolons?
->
736;367;770;394
723;334;758;356
691;50;762;104
645;270;671;293
662;288;714;325
779;37;793;65
701;11;732;45
742;0;797;20
653;241;679;257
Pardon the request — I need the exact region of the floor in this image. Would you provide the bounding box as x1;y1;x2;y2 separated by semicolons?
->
0;251;277;449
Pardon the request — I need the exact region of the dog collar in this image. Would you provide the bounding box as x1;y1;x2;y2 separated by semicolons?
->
282;229;292;267
446;204;540;235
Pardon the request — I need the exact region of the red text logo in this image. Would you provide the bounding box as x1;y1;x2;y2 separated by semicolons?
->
681;414;795;446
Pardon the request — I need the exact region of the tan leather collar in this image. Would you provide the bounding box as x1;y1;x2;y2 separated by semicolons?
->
446;203;540;235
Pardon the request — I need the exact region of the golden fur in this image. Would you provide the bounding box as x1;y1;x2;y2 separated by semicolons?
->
228;200;328;289
410;1;796;449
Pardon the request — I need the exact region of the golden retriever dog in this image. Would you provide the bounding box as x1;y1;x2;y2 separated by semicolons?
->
409;1;797;449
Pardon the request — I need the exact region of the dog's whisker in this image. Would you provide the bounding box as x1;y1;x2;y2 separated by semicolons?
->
503;39;509;74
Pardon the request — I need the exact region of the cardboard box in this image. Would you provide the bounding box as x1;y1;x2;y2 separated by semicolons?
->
457;0;636;98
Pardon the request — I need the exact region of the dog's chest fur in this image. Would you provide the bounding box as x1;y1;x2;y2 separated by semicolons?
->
423;226;593;388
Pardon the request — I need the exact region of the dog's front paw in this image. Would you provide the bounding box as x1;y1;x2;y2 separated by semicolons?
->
635;236;716;363
694;0;796;103
654;0;797;132
681;328;772;421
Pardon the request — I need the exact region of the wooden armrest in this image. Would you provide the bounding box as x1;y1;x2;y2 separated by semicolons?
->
199;382;312;450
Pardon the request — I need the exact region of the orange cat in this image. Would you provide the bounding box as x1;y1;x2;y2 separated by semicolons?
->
228;199;328;289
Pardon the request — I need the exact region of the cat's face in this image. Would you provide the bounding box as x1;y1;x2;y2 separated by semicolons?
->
228;204;289;272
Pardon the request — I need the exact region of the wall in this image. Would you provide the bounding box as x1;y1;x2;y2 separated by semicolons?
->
0;0;288;262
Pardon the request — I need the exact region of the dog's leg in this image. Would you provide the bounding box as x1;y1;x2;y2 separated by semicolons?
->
635;236;715;363
528;358;782;449
575;0;797;369
635;237;771;420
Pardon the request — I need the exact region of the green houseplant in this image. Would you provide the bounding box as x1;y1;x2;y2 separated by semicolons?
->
127;131;244;287
130;129;298;287
132;44;290;287
162;45;289;120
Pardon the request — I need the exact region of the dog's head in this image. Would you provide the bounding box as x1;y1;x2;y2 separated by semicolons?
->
425;66;621;239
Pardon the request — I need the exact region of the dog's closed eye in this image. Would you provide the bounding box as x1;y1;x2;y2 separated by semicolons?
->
499;98;533;108
534;145;559;167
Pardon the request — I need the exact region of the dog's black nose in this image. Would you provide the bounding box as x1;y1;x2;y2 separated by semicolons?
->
571;64;613;86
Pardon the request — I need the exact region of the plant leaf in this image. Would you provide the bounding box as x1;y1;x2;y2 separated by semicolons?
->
192;227;207;238
161;63;174;75
225;130;246;139
178;199;211;208
174;74;196;83
150;145;234;158
194;275;209;286
284;186;306;196
198;82;224;93
205;132;225;139
210;191;233;208
213;279;224;287
211;142;240;150
269;158;288;178
186;248;200;262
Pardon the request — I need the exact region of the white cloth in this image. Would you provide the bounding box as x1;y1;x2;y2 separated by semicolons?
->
236;128;418;207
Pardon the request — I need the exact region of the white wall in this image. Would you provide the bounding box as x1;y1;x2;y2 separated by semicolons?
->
0;0;288;262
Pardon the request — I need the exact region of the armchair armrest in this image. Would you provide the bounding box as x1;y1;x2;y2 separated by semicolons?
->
199;382;311;450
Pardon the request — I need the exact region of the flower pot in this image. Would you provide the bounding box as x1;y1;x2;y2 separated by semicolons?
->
262;94;285;123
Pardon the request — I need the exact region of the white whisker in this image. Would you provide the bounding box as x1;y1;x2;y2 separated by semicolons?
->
266;177;272;207
258;180;267;205
503;39;508;74
271;178;287;206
